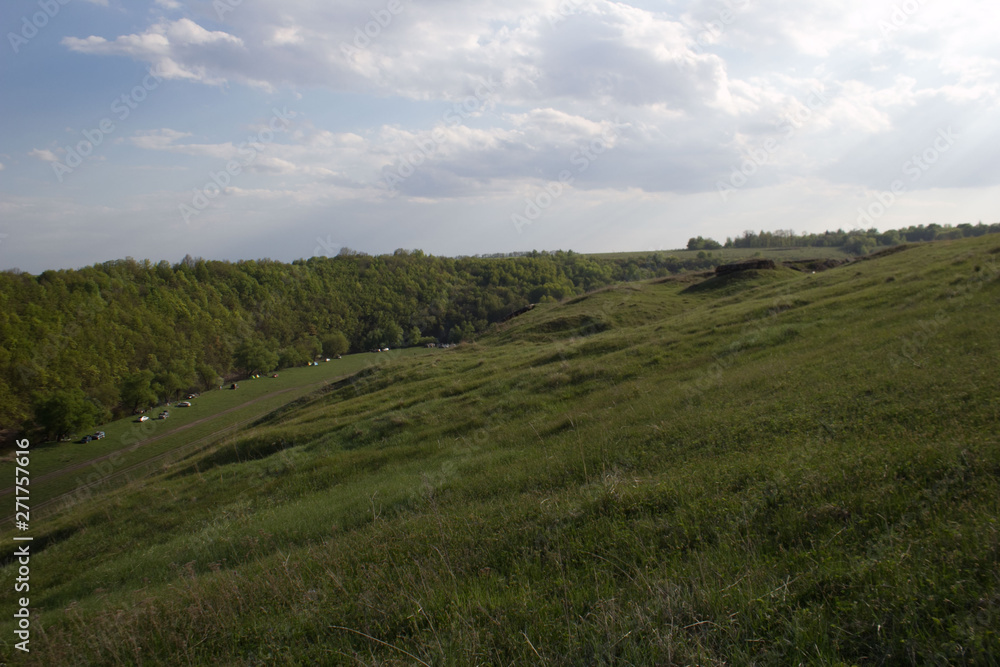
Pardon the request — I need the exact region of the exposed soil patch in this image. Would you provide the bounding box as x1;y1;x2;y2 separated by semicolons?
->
715;259;776;275
653;271;714;284
859;244;911;260
783;258;849;272
501;303;536;321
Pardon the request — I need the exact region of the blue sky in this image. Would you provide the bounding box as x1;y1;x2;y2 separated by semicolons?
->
1;0;998;272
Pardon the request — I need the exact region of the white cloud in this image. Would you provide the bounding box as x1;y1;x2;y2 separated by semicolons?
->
27;0;999;265
265;27;304;47
129;129;194;151
62;19;249;86
29;149;58;162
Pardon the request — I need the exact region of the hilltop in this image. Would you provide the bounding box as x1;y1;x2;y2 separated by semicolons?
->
2;235;999;664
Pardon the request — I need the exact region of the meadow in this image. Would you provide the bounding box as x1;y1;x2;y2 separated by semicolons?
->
2;236;999;665
0;349;434;518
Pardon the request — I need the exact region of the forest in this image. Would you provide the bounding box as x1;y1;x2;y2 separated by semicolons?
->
2;222;996;439
0;248;679;437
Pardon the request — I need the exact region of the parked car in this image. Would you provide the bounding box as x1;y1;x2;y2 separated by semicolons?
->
94;431;106;440
177;401;192;407
139;415;150;422
159;411;169;419
80;435;94;443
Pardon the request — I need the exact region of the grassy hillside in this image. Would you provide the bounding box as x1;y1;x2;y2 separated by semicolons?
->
3;236;1000;664
0;348;434;518
587;244;858;262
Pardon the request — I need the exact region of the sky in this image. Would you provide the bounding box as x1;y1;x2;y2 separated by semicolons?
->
1;0;997;273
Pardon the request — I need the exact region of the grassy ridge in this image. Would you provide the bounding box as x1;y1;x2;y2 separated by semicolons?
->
3;237;1000;664
588;245;858;261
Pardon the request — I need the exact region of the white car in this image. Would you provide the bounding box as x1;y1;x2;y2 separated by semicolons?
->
139;415;150;422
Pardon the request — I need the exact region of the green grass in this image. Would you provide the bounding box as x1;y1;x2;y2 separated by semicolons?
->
0;348;434;515
588;245;861;262
3;236;1000;665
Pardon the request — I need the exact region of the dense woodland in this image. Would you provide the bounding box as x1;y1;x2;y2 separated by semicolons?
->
2;223;996;438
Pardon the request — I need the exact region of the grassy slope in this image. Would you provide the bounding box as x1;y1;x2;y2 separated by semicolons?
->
588;245;860;262
0;349;433;513
3;237;1000;665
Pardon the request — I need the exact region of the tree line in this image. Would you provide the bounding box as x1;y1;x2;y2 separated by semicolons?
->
0;249;691;438
713;222;1000;254
4;223;996;440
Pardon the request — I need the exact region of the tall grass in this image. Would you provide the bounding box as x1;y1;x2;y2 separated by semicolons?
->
4;236;1000;664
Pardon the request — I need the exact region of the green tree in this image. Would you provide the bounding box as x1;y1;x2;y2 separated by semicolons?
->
321;331;349;357
298;336;322;360
196;363;222;389
383;322;404;348
153;371;186;401
845;236;876;256
234;341;279;376
120;370;158;414
362;329;385;351
688;236;721;250
33;389;103;439
407;326;422;347
278;347;310;368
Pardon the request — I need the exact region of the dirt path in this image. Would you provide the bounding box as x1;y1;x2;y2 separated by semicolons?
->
0;377;341;509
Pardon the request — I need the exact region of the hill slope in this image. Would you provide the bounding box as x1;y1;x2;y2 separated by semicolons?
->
3;236;1000;664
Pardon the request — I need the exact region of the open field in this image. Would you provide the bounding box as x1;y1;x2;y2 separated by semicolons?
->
0;348;435;516
3;236;1000;664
